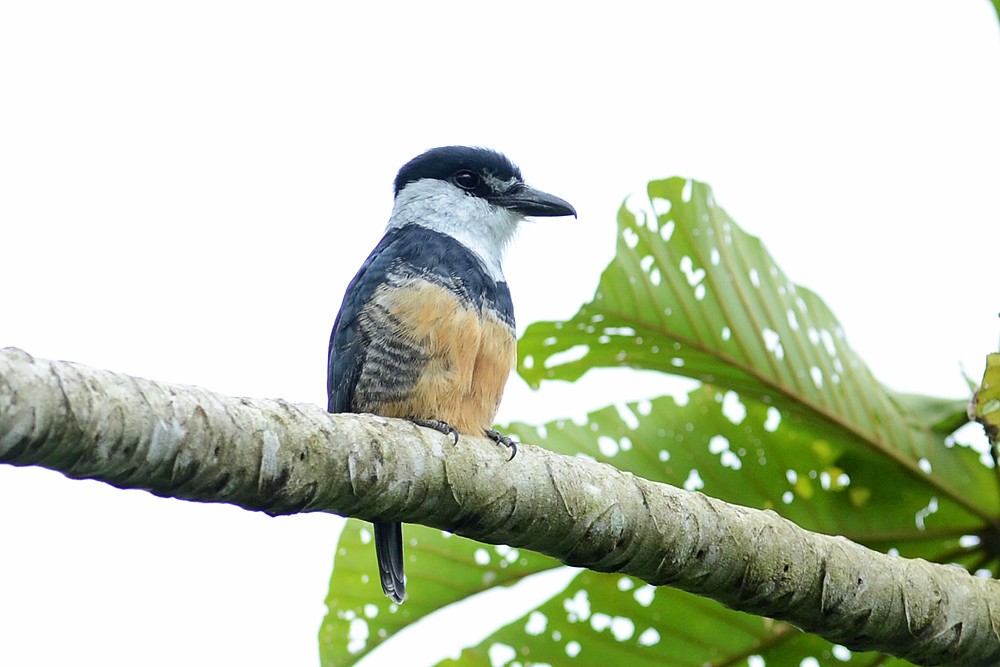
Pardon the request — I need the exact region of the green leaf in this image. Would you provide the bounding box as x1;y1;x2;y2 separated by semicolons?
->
972;352;1000;449
438;570;899;667
518;177;996;529
319;519;562;666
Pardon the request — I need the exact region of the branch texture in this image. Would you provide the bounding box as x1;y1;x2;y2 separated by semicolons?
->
1;347;998;665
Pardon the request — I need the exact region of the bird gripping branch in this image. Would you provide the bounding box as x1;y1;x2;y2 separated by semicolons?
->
327;146;576;603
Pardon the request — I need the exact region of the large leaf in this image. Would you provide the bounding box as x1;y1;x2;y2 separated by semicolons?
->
519;178;995;532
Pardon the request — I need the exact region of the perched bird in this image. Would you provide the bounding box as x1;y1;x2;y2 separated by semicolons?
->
327;146;576;604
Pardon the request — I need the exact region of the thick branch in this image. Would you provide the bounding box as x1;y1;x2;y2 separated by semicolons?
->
2;346;998;665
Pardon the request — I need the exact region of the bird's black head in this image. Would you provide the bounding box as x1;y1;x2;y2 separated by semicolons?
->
394;146;520;197
393;146;576;218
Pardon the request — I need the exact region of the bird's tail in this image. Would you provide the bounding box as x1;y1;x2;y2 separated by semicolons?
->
374;521;406;604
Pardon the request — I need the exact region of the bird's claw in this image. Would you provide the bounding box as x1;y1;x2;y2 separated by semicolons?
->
485;429;518;461
411;418;459;445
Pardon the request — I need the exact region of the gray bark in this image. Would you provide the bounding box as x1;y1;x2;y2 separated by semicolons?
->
1;346;998;665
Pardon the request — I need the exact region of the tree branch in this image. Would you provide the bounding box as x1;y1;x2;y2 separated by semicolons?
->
2;346;998;666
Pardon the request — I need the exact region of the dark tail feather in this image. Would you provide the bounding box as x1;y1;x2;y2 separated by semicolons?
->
374;521;406;604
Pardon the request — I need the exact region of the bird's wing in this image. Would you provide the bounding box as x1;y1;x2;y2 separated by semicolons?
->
328;251;434;416
327;225;492;416
327;231;402;414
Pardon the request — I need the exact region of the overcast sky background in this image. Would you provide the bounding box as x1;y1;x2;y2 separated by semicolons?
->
2;3;999;666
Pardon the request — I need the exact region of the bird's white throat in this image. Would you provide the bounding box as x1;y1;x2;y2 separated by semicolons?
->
387;179;522;282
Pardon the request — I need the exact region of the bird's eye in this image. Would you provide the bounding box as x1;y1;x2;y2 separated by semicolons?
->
453;170;481;190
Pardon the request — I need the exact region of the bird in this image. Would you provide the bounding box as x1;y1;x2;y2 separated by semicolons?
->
327;146;576;604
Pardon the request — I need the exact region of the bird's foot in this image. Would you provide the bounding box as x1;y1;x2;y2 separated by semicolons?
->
485;429;518;461
410;418;459;445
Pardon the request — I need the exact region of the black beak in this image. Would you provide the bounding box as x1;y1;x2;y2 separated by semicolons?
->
493;184;577;218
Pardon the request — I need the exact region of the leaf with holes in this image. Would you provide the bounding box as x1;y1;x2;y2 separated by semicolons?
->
519;177;995;545
319;519;562;666
437;570;910;667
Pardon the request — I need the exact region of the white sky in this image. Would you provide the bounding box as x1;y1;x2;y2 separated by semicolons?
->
1;2;998;666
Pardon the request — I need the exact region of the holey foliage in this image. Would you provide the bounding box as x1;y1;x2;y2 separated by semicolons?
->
319;178;990;667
